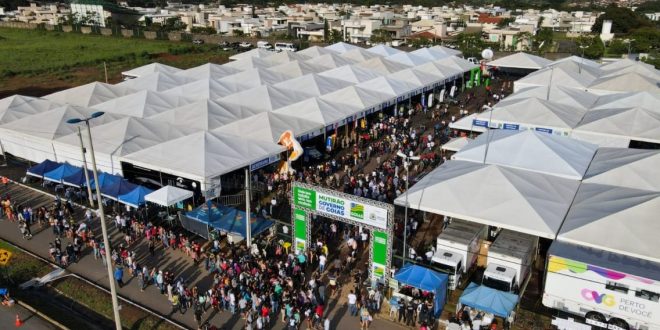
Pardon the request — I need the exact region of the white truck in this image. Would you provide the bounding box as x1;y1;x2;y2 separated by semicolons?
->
482;229;538;293
431;220;487;290
543;240;660;330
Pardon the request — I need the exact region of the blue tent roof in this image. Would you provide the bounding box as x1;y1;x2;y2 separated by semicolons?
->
100;180;139;201
394;264;449;292
89;172;122;190
26;159;60;178
459;282;519;318
118;186;154;208
186;201;275;238
62;168;93;187
44;163;81;183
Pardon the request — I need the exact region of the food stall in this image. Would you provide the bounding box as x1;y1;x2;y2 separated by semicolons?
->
456;282;519;328
392;264;449;317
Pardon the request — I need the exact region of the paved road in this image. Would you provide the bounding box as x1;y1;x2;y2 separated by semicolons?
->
0;301;58;330
0;179;409;330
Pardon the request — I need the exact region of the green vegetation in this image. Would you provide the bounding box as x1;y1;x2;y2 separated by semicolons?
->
591;5;653;34
54;277;180;330
0;28;174;76
577;35;605;59
0;240;51;285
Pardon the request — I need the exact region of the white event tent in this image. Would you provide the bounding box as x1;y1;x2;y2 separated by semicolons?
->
487;52;552;70
118;71;196;92
0;95;61;124
44;82;137;107
121;63;181;79
145;185;194;207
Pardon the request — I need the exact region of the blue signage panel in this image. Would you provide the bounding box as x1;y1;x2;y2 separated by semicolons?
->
250;154;281;171
472;119;489;127
535;127;553;134
503;123;520;130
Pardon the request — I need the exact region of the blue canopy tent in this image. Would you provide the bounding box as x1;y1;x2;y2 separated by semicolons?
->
43;163;81;183
62;168;93;187
100;180;139;201
459;282;519;318
26;159;61;178
394;265;449;317
185;201;274;239
89;172;122;190
118;186;154;208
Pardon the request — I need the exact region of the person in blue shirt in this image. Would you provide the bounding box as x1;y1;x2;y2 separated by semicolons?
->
114;266;124;288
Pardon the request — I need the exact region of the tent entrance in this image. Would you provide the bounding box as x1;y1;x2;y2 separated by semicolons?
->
291;182;394;284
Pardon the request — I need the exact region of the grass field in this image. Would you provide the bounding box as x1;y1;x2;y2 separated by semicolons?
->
0;27;233;97
0;28;177;75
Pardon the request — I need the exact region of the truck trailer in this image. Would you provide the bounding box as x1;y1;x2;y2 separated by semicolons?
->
432;220;487;290
543;240;660;330
483;229;538;293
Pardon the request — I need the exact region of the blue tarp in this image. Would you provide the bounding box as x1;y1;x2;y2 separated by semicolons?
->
186;201;275;238
394;264;449;317
44;163;81;183
459;282;519;318
89;172;122;190
62;168;93;187
26;159;61;178
118;186;154;208
100;180;139;201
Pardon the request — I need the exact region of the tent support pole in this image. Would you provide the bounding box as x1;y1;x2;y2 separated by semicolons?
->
245;167;252;249
77;126;95;207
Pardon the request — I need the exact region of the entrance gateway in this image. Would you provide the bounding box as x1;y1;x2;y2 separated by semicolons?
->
291;182;395;283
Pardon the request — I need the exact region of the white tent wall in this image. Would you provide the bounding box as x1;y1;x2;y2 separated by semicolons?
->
0;130;58;164
50;140;122;176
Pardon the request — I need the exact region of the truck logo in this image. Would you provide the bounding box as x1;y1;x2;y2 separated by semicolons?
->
581;289;616;307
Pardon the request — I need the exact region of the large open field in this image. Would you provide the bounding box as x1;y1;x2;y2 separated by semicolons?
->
0;28;232;97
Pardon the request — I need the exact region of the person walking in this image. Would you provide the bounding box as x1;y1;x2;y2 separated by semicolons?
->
347;290;357;316
114;266;124;288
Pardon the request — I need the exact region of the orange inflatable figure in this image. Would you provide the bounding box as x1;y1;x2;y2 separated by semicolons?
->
277;130;303;174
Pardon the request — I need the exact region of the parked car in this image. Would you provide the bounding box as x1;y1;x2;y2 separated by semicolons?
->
219;41;233;51
239;42;252;49
257;41;272;49
274;42;297;52
193;39;204;45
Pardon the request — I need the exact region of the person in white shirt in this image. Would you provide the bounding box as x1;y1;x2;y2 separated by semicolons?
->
324;318;330;330
347;291;357;316
319;254;327;273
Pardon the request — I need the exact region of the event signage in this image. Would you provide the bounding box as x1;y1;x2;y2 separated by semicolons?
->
294;208;307;252
502;123;520;130
372;231;388;279
293;186;388;230
472;119;489;127
250;154;281;171
535;127;553;134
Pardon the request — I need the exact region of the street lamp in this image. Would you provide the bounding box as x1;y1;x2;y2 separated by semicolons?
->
624;39;635;56
67;111;122;330
76;126;95;207
397;150;420;265
578;45;588;74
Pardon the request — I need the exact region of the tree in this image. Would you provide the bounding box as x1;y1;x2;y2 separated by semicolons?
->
514;31;533;51
233;29;244;37
191;26;217;34
410;37;431;48
591;5;651;34
323;19;329;42
456;32;485;58
497;17;515;28
370;29;392;44
607;39;628;55
329;29;343;43
577;35;605;59
159;17;186;32
534;27;553;54
630;27;660;53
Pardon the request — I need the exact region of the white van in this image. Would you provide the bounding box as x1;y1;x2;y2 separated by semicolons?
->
274;42;296;52
257;41;272;50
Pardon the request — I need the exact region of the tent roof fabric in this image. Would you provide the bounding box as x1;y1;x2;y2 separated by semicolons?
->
355;57;411;74
488;52;552;70
217;68;291;89
506;85;599;109
0;95;60;124
591;91;660;110
583;148;660;191
44;82;137;107
92;90;194;118
186;202;274;238
340;47;383;62
118;71;196;92
219;85;316;113
410;47;452;61
100;180;139;200
319;65;384;83
388;68;445;87
394;160;580;239
296;46;338;58
144;185;194;206
274;73;353;96
62;167;92;187
90;172;122;190
448;114;487;133
588;72;659;93
149;99;259;130
304;53;359;70
118;185;153;208
275;98;359;127
44;163;81;183
453;130;598;180
175;63;242;80
120;131;284;183
394;264;448;292
0;105;123;140
320;86;394;112
324;42;360;54
386;52;430;66
558;183;660;263
266;60;326;78
163;78;238;100
477;97;589;130
573;107;660;144
356;76;421;98
26;159;61;178
430;45;462;56
122;63;181;78
216;112;320;142
441;137;472;152
459;282;519;318
368;44;403;57
228;48;275;61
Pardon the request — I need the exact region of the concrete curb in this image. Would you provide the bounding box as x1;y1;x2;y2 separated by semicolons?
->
15;299;70;330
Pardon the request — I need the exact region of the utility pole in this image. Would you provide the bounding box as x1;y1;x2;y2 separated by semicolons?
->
77;126;95;207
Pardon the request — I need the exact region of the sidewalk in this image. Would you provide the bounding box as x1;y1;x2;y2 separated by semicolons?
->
0;300;59;330
0;180;406;330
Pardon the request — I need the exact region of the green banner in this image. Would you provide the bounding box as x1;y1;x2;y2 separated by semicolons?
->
372;231;388;279
293;186;316;210
294;208;307;252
